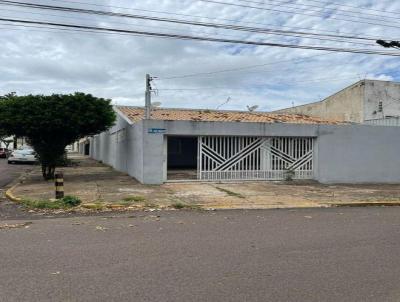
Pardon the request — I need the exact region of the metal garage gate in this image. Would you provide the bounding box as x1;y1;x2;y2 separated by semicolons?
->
198;136;314;181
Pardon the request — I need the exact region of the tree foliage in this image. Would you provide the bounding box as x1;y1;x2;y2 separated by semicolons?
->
0;93;116;179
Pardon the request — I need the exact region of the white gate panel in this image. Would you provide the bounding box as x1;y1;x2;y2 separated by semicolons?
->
198;136;314;181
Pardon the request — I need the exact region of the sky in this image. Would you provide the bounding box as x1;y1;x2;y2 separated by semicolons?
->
0;0;399;111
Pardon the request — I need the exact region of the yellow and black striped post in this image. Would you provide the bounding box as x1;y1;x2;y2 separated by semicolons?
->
55;172;64;199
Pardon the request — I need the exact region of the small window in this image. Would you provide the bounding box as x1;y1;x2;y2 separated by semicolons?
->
378;101;383;112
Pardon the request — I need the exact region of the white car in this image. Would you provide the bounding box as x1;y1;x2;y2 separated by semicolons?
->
8;149;38;164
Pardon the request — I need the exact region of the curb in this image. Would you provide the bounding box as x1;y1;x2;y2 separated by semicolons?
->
5;184;22;202
3;172;29;203
329;202;400;207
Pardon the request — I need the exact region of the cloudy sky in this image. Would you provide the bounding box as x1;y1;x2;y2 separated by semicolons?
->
0;0;399;111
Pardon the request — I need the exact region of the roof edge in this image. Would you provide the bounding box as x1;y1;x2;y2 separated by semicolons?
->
114;105;135;125
115;105;316;117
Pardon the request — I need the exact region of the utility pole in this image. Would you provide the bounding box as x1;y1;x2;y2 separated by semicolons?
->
145;74;152;119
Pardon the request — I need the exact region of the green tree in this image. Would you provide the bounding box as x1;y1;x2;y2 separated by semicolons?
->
0;93;116;180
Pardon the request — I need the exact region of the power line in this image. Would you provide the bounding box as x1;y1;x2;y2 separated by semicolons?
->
0;7;289;42
200;0;400;29
157;53;331;80
156;53;395;81
0;0;385;44
278;0;400;16
19;0;395;40
0;0;394;45
0;7;377;46
0;22;151;37
1;17;399;57
154;75;362;91
0;24;363;82
235;0;400;22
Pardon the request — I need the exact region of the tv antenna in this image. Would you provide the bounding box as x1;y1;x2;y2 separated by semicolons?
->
216;97;231;110
247;105;259;112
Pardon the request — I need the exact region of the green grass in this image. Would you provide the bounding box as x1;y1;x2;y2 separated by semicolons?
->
122;195;146;203
215;187;245;199
117;200;137;206
20;195;81;209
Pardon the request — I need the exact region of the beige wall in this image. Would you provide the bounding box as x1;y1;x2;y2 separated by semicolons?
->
363;80;400;121
274;81;365;123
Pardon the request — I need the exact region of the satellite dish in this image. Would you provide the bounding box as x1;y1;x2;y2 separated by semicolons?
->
151;102;162;108
247;105;259;112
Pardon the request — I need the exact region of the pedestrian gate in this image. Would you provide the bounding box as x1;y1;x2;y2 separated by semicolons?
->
198;136;314;181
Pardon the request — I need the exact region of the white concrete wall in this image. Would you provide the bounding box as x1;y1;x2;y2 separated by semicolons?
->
88;114;145;183
364;117;400;126
126;122;144;183
316;125;400;183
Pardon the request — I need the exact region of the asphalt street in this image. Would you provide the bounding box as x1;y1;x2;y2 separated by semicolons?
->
0;158;35;219
0;157;30;188
1;207;400;302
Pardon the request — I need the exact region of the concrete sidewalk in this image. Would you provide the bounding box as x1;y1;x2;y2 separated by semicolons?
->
9;154;400;210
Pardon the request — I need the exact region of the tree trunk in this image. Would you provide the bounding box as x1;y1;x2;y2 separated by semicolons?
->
42;164;56;180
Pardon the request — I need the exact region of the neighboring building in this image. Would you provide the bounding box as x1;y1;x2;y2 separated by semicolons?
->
0;136;13;149
78;138;91;155
274;80;400;123
66;141;80;152
14;137;29;150
0;136;28;150
84;106;400;185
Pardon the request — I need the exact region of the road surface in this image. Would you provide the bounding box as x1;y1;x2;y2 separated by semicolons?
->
0;157;30;188
0;158;34;219
1;207;400;302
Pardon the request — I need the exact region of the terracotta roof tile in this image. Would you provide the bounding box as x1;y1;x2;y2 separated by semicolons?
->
116;106;342;125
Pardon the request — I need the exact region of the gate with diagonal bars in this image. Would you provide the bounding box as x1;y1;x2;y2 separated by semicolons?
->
198;136;314;181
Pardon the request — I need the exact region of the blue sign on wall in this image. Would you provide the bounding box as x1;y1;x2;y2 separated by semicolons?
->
148;128;166;134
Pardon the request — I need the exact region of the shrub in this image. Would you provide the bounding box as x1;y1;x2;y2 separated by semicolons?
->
171;202;185;209
61;195;81;207
171;202;201;210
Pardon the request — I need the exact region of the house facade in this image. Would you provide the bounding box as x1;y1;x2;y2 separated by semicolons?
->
85;106;400;185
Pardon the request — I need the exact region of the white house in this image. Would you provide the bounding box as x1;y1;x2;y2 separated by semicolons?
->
83;105;400;185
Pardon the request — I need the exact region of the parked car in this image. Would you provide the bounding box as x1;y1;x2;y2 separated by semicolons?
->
8;149;38;164
0;148;10;158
